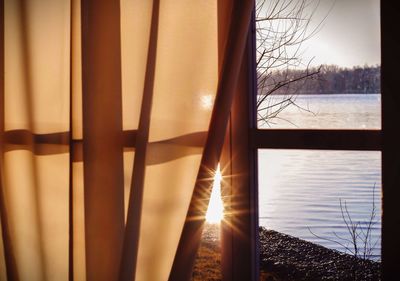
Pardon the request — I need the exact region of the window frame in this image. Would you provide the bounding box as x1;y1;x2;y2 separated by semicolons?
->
245;1;400;280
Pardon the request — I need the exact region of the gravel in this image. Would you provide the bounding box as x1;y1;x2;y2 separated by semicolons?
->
194;225;381;280
259;227;381;281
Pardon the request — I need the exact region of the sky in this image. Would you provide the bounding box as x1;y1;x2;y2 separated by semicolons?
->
301;0;381;67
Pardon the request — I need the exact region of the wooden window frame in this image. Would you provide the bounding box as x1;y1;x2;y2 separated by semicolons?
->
229;1;400;280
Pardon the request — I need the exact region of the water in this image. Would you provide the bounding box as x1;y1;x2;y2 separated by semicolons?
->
257;94;382;260
258;94;381;129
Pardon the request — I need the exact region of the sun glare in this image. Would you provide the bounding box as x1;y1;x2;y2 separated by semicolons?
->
200;94;214;110
205;164;224;224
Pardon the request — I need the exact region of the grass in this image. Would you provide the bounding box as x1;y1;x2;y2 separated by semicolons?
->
191;224;282;281
192;223;222;281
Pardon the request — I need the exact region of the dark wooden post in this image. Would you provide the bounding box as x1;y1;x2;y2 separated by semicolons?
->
381;1;400;280
221;11;259;281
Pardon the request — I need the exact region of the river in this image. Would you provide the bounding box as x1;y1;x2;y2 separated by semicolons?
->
257;94;381;260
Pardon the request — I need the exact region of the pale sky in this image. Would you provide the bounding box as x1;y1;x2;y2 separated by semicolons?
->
302;0;381;67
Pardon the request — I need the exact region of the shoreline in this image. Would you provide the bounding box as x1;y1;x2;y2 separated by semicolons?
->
192;224;381;281
259;228;380;281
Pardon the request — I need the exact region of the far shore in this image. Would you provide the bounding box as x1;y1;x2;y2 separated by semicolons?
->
258;92;381;96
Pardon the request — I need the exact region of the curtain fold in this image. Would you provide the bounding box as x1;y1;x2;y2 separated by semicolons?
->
2;1;70;281
0;0;253;280
81;1;126;280
119;0;159;279
169;1;253;280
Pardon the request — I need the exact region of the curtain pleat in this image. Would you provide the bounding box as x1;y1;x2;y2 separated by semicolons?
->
0;1;17;279
2;1;71;281
80;0;125;280
0;0;253;280
120;0;153;226
119;0;159;279
70;0;85;280
169;1;253;280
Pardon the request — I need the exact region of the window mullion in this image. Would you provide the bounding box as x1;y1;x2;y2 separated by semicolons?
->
252;129;382;151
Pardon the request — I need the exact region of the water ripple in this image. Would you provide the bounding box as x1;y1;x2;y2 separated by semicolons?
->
259;149;381;260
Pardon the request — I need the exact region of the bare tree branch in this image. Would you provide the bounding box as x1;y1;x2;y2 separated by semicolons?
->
256;0;334;127
309;184;380;261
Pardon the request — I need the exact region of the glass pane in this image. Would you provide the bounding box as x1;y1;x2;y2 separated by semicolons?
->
256;0;381;129
258;149;381;280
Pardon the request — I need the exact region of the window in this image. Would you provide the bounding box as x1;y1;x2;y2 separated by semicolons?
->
246;0;400;280
191;1;398;281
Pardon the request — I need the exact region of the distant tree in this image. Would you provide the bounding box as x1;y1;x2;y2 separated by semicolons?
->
261;64;381;95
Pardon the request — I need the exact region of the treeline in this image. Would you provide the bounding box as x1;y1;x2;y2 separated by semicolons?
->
259;64;381;95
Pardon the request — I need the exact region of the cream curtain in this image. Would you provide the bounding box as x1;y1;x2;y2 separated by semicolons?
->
0;0;253;281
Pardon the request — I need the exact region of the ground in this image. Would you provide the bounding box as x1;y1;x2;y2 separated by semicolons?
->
192;224;381;281
192;223;222;281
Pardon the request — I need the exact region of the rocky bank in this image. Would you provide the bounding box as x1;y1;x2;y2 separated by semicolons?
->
192;225;381;280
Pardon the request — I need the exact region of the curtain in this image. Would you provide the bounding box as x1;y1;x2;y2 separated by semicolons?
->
0;0;253;280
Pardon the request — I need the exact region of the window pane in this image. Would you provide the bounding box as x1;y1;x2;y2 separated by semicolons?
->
258;149;381;279
256;0;381;129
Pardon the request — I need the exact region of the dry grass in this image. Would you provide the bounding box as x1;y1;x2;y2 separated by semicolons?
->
192;224;222;281
191;224;280;281
192;242;222;281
